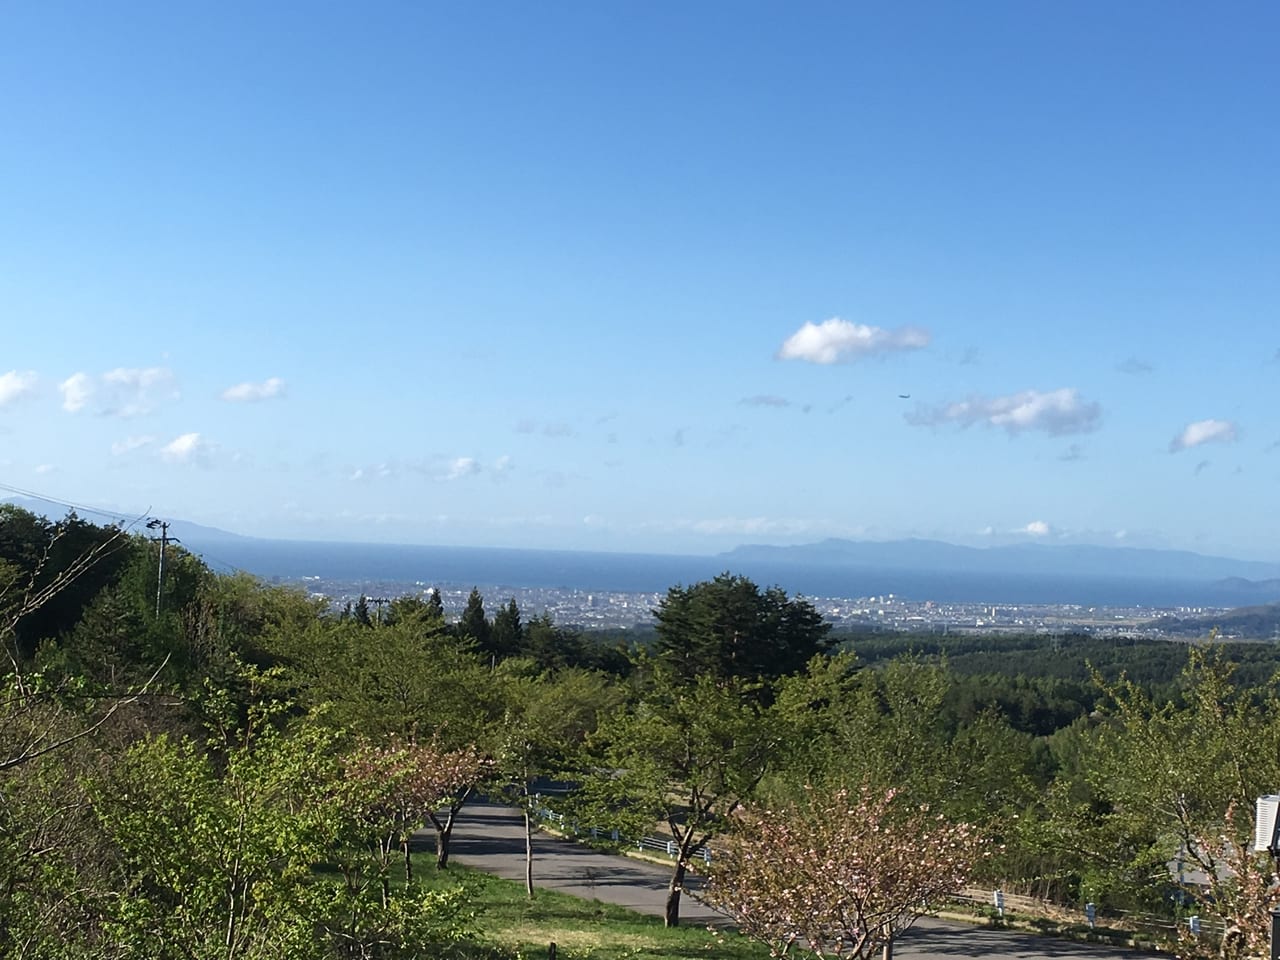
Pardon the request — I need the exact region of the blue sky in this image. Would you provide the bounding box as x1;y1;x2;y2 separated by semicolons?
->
1;2;1276;559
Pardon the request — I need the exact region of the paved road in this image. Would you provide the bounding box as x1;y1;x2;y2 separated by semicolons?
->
448;802;729;927
446;803;1142;959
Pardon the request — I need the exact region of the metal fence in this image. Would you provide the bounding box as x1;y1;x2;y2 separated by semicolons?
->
949;886;1226;942
530;797;713;864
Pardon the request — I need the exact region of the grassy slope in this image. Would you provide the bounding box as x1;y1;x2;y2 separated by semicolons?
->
409;859;772;960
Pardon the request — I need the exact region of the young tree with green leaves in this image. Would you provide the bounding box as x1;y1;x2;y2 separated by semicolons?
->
581;670;778;926
494;664;618;898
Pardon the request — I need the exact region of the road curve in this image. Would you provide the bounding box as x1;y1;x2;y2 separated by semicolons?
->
447;802;1141;959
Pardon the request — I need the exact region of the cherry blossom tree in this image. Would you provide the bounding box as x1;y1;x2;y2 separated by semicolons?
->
705;783;988;959
345;736;491;893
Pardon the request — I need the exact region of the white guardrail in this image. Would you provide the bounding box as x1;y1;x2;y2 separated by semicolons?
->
530;797;713;864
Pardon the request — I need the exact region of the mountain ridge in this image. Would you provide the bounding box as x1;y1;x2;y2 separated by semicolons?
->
719;537;1280;583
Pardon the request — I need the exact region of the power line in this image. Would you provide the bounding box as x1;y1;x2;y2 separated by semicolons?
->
0;478;271;586
0;479;147;529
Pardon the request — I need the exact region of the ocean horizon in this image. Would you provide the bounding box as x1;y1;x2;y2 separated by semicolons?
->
194;538;1274;610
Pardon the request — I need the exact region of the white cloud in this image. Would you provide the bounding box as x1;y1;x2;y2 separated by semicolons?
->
443;457;480;481
33;463;54;475
59;372;93;412
54;368;175;417
111;435;156;456
778;318;930;364
492;455;513;479
161;432;208;464
1170;419;1238;452
0;370;38;407
1021;520;1051;536
907;387;1102;436
221;377;286;402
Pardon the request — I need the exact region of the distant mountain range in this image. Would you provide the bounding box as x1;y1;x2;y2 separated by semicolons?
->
8;496;1280;607
720;538;1280;586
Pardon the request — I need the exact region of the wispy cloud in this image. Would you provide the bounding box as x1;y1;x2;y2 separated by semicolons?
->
1116;356;1154;375
111;435;156;456
443;456;480;480
777;318;930;364
689;516;818;537
739;394;790;408
221;377;286;402
1020;520;1051;536
1194;459;1211;475
906;387;1102;436
1169;418;1237;452
0;370;38;407
1059;443;1085;462
161;432;210;464
33;463;54;475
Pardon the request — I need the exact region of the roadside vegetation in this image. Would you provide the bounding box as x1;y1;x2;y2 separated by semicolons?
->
5;503;1280;958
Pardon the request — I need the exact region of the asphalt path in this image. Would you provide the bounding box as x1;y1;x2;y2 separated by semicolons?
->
447;801;728;927
445;803;1142;959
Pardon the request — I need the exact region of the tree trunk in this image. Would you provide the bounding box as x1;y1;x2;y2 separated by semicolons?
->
435;822;451;869
430;788;474;870
403;835;413;882
664;860;687;927
524;804;535;899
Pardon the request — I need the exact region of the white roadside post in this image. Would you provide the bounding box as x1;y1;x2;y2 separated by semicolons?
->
1253;795;1280;960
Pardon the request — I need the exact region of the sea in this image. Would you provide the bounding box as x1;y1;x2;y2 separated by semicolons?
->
196;538;1276;610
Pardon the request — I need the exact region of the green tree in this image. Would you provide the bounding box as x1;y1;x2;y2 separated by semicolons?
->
494;665;618;897
581;670;777;926
353;594;373;628
424;587;445;622
457;587;491;653
654;573;831;684
1051;648;1280;919
92;706;472;959
491;597;523;660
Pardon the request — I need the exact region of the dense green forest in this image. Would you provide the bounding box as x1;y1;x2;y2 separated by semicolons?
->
4;504;1280;959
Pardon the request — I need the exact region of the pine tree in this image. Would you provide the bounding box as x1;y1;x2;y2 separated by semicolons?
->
491;598;523;659
457;588;491;652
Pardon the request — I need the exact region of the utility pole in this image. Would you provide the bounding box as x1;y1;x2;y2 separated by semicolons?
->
146;519;179;617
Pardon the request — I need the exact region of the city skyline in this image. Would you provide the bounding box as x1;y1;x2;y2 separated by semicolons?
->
2;3;1277;560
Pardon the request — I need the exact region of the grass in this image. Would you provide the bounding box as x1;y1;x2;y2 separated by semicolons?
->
407;857;775;960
